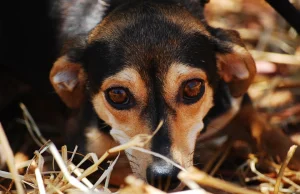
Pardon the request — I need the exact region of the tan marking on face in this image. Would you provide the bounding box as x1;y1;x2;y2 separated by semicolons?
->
92;67;152;179
85;126;119;156
164;63;214;168
158;6;210;36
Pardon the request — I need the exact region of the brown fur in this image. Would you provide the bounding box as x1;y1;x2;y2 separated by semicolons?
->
233;104;300;170
164;63;213;168
49;56;86;109
217;44;256;97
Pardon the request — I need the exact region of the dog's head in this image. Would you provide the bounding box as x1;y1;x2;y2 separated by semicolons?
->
50;0;256;191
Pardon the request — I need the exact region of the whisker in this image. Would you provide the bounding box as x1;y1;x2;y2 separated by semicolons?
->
193;162;205;166
189;151;195;156
97;122;109;128
124;151;138;160
129;160;139;167
130;166;140;171
87;133;107;144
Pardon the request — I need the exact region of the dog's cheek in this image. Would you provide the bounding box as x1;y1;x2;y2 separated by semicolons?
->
92;93;150;140
85;126;118;156
91;93;153;179
170;84;214;167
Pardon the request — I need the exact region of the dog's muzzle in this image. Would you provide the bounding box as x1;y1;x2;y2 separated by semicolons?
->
146;159;181;191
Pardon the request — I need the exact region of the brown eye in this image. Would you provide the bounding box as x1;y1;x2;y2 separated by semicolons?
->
106;87;134;110
107;88;129;104
182;79;204;104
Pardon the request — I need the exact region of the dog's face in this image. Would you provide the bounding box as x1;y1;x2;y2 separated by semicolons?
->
50;1;256;191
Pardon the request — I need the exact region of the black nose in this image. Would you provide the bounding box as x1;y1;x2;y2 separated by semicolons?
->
146;160;181;191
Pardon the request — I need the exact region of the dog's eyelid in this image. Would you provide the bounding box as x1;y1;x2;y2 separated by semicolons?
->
175;73;208;88
181;77;205;84
102;84;130;91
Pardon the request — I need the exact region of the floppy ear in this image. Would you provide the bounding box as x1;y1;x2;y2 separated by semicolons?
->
49;56;86;109
213;29;256;97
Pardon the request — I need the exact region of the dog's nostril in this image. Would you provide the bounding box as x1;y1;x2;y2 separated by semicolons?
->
146;161;181;191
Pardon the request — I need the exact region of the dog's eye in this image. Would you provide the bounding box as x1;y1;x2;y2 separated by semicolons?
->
105;87;133;109
182;79;204;104
108;88;128;104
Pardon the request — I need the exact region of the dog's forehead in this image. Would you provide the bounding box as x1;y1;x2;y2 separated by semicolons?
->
83;2;218;92
88;1;210;42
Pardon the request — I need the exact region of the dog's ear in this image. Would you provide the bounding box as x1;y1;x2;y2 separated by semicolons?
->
50;55;86;109
213;29;256;97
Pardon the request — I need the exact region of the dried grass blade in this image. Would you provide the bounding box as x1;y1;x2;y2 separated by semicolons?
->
35;167;46;194
69;163;94;189
48;143;90;192
274;145;298;194
132;147;186;172
104;153;120;189
0;170;24;180
70;146;78;162
20;103;47;145
178;167;261;194
0;123;25;194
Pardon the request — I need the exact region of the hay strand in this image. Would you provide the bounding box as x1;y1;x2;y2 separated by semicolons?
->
178;167;261;194
274;145;298;194
0;123;25;194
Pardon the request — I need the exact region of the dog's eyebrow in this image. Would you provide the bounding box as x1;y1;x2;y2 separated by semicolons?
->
100;67;148;100
118;71;133;82
172;63;207;80
163;62;208;103
105;68;139;82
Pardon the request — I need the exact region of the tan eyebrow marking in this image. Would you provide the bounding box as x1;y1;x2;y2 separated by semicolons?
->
100;68;148;105
164;62;208;105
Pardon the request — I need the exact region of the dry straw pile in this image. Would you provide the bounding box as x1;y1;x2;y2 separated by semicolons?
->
0;104;299;194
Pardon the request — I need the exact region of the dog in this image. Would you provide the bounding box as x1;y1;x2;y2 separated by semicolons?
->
48;0;300;191
49;0;256;190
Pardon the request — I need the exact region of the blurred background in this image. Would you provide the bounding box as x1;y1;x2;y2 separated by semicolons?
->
205;0;300;141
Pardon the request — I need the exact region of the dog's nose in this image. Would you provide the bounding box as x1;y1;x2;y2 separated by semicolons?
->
146;160;181;191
